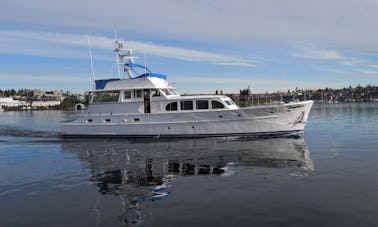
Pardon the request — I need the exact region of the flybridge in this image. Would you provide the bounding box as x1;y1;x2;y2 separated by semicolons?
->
94;40;168;90
94;73;168;90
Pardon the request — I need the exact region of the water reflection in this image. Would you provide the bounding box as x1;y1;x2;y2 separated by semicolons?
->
61;137;313;226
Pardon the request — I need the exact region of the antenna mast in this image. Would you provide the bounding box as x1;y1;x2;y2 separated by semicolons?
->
87;37;96;87
114;39;138;79
114;31;121;79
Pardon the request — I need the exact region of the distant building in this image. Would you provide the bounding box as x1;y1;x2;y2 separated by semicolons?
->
239;85;251;101
0;97;26;107
31;101;61;108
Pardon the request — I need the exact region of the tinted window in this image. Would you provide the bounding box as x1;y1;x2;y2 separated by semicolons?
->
134;90;143;98
124;91;131;99
170;89;179;95
181;101;193;110
166;102;178;111
151;90;161;97
211;100;224;109
196;100;209;109
93;91;120;103
225;100;232;106
162;89;171;96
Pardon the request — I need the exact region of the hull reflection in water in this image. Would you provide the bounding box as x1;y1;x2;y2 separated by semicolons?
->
61;137;313;226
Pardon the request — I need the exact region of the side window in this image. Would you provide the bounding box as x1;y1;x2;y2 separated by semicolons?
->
170;89;179;95
196;100;209;109
224;99;236;106
124;91;131;99
166;102;178;111
161;89;171;96
151;90;161;97
93;91;120;103
134;90;143;99
181;101;193;110
211;100;224;109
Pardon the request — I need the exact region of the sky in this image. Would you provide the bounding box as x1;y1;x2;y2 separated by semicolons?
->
2;0;378;94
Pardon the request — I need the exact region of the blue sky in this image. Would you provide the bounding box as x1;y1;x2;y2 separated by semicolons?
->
2;0;378;93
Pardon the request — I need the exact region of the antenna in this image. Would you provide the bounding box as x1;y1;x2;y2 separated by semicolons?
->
114;31;121;78
144;46;147;75
87;37;96;87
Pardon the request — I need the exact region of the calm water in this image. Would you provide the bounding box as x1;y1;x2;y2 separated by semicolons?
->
1;103;378;226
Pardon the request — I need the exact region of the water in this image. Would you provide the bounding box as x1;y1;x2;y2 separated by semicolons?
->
1;103;378;226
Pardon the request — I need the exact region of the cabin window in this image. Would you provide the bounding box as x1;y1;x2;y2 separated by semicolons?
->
181;101;193;110
196;100;209;109
104;118;111;123
87;119;93;123
93;91;120;103
225;99;236;105
151;89;161;97
170;89;179;95
211;100;225;109
225;100;233;106
133;118;140;122
166;102;178;111
161;89;172;96
134;90;143;99
124;91;131;99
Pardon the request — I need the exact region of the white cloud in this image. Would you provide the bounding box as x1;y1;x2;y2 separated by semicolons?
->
360;70;378;75
292;43;345;61
0;30;255;67
290;43;366;68
2;0;378;51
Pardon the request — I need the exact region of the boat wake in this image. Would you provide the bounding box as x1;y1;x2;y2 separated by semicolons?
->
0;126;61;143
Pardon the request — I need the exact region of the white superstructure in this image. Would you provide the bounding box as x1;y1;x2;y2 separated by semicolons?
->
61;40;313;138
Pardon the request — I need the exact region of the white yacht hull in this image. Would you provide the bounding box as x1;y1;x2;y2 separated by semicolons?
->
61;100;313;138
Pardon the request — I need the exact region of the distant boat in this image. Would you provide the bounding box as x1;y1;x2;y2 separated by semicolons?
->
61;40;313;138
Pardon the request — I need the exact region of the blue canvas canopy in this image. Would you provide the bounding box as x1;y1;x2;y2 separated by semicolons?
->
133;73;168;80
95;79;120;89
127;63;151;72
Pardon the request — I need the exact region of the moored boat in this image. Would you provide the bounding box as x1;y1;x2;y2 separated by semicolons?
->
61;40;313;138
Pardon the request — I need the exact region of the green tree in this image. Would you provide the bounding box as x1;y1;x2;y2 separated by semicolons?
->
10;89;16;96
60;96;76;110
